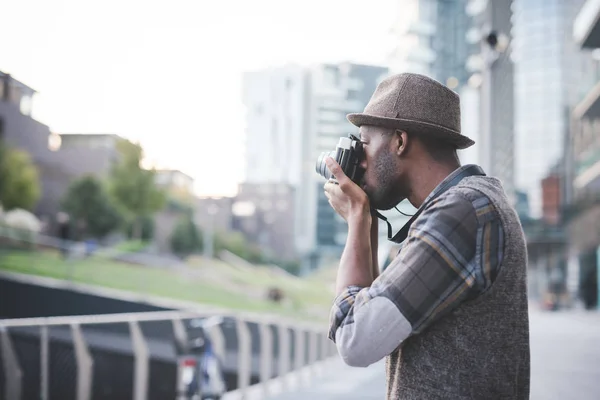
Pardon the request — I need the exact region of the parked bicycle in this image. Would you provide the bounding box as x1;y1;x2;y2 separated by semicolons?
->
176;315;227;400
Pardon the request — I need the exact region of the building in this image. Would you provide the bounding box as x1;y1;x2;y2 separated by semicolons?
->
0;72;127;230
388;0;437;76
241;62;388;269
433;0;472;87
54;133;120;178
0;71;56;217
306;62;388;263
389;0;471;86
467;0;516;204
231;183;296;262
242;65;308;186
567;0;600;309
44;133;121;225
155;169;195;202
512;0;594;219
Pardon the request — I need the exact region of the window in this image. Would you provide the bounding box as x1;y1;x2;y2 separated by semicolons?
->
20;95;32;116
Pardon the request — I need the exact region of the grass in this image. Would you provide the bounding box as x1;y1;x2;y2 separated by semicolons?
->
112;240;149;253
0;249;334;321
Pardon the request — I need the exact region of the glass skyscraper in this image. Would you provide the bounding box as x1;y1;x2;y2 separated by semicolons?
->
513;0;592;218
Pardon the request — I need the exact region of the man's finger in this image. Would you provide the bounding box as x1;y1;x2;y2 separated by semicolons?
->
325;157;351;186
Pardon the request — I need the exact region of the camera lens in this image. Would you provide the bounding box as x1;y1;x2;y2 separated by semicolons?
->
316;151;334;180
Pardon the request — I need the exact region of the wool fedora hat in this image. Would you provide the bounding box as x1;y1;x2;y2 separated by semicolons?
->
347;73;475;149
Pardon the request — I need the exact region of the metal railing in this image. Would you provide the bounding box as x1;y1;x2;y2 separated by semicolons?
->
0;309;337;400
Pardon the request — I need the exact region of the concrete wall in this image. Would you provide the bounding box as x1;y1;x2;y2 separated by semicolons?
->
0;278;170;319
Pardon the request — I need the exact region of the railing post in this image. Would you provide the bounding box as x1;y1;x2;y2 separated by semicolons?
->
40;325;49;400
71;323;93;400
235;318;251;399
1;327;22;400
277;323;291;391
293;327;305;389
308;329;318;382
207;321;226;368
129;320;150;400
319;332;329;376
258;320;273;398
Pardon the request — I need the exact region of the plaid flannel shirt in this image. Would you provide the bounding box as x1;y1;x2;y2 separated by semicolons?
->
328;166;505;367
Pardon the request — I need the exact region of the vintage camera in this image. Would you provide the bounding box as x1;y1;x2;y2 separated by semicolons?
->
315;134;364;183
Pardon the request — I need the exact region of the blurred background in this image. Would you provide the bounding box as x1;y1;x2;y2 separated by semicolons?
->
0;0;599;399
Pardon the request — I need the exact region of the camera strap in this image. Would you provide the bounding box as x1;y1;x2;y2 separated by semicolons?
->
373;165;486;245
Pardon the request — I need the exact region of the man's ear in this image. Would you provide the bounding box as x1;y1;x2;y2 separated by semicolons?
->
394;130;408;156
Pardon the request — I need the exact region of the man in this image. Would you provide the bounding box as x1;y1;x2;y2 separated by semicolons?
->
323;73;530;399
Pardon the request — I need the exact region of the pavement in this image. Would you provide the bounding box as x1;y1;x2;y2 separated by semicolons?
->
258;308;600;400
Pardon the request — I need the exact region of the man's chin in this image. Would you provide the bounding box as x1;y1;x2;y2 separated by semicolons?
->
370;197;401;211
369;196;404;211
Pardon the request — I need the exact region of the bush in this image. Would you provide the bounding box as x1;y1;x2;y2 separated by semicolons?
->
214;231;265;263
170;218;203;257
62;176;124;239
0;143;41;211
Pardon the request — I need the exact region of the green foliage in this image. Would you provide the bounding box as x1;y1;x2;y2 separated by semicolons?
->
62;176;124;239
278;259;301;276
108;139;166;237
114;240;149;253
125;215;155;241
0;142;41;211
170;218;203;257
215;231;265;264
165;196;193;214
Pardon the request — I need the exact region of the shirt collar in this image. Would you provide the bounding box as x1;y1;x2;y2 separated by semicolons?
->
420;164;475;207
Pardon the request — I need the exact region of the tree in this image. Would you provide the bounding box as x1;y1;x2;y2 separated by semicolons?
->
0;141;41;211
108;139;166;238
170;217;203;257
62;176;124;239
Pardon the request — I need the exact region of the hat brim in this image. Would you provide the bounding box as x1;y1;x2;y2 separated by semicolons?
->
347;113;475;150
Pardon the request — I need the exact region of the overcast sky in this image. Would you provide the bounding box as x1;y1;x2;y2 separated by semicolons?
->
1;0;397;195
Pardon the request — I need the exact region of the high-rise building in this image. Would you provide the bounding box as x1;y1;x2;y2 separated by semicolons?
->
567;0;600;309
242;65;308;187
307;63;388;259
467;0;516;204
386;0;476;253
390;0;471;86
512;0;594;218
389;0;437;76
241;62;388;269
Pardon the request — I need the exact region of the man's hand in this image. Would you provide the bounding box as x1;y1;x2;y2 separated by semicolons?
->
323;157;370;223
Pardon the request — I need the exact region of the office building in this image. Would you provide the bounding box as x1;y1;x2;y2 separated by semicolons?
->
389;0;437;76
306;63;388;261
242;65;308;186
241;62;388;269
513;0;593;218
567;0;600;309
466;0;516;204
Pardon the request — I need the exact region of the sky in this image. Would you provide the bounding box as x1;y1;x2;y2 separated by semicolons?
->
1;0;397;196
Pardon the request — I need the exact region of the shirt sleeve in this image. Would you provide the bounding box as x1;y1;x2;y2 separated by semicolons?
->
328;190;485;368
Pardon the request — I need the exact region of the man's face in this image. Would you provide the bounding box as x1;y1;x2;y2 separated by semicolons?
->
358;126;405;210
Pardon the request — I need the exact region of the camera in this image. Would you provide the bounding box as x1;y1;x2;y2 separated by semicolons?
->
315;134;364;183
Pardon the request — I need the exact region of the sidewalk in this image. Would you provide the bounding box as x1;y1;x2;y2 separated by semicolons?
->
223;358;386;400
265;359;386;400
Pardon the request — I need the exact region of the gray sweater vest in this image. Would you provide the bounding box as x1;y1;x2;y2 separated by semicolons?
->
386;176;530;399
